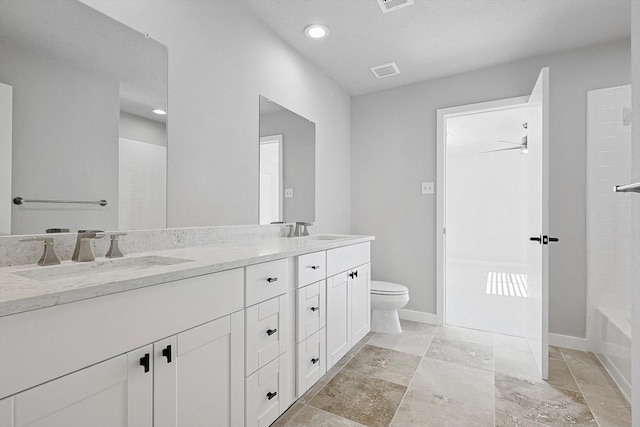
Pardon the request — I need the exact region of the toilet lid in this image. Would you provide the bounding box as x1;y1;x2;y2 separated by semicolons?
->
371;281;408;295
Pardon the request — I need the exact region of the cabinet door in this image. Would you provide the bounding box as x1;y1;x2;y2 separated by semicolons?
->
326;272;351;370
350;263;371;344
0;348;152;427
175;311;244;427
153;336;178;427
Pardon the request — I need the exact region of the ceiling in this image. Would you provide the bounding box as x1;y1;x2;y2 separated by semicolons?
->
241;0;631;96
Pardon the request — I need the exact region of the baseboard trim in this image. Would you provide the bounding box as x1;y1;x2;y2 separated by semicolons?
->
548;333;588;351
398;309;439;325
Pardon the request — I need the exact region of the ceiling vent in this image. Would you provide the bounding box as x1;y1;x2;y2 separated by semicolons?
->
376;0;414;13
370;62;400;79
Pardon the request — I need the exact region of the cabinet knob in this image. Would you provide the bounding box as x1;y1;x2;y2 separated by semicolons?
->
162;345;172;363
267;277;278;283
266;328;278;336
310;265;320;270
310;306;319;312
311;357;320;364
139;353;150;373
266;391;278;400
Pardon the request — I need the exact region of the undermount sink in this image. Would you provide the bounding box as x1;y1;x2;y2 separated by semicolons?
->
305;234;348;240
13;255;193;282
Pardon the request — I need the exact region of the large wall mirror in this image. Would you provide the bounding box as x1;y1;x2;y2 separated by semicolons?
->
259;96;315;224
0;0;168;235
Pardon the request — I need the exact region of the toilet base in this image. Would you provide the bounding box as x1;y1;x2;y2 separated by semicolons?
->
371;309;402;334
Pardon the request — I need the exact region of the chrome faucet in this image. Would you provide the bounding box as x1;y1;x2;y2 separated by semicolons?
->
105;232;127;258
294;222;313;237
19;237;60;266
72;230;105;262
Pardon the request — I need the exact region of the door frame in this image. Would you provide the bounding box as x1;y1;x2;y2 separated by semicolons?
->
435;95;529;325
259;134;284;224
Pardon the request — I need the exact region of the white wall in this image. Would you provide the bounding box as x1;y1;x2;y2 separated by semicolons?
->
352;39;631;338
446;149;527;264
82;0;352;232
260;109;315;223
0;38;119;234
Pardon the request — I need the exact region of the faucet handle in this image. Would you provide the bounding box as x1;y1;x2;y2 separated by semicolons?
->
105;233;126;258
19;237;60;266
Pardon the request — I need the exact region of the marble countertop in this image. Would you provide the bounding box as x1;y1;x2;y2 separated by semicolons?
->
0;234;373;317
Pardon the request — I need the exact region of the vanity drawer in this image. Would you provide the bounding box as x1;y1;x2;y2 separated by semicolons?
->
326;242;370;277
296;328;326;396
245;353;289;427
297;251;326;288
296;280;326;343
245;259;289;307
245;294;288;376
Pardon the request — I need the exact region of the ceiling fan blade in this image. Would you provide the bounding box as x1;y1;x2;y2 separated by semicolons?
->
481;147;521;154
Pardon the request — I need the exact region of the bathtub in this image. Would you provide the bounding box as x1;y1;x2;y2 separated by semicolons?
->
591;306;631;401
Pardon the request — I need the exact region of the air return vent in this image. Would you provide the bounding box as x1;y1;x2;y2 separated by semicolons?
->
370;62;400;79
376;0;414;13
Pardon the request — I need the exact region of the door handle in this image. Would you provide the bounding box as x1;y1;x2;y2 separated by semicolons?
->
139;353;150;373
162;345;172;363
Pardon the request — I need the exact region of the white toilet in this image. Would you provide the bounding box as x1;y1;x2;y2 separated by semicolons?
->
370;281;410;334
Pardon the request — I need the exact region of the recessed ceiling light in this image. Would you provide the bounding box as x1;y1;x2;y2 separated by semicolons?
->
304;24;329;40
152;109;167;115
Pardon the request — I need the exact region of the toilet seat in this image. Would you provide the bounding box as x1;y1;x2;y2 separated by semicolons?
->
371;281;408;295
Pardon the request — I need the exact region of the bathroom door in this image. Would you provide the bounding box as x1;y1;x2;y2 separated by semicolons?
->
526;68;550;380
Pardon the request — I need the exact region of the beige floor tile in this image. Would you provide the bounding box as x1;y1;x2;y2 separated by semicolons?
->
545;358;579;392
391;387;494;427
398;319;439;335
495;411;551;426
309;369;406;427
368;330;434;356
562;348;628;402
344;344;421;387
271;401;306;427
583;393;631;427
495;373;596;426
411;356;495;409
548;346;564;360
426;335;494;371
435;325;494;346
285;404;368;427
494;346;540;382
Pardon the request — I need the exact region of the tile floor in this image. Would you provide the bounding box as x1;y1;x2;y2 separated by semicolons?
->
272;321;631;427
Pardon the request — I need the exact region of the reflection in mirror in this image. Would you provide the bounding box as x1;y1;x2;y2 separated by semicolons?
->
259;96;315;224
0;0;168;235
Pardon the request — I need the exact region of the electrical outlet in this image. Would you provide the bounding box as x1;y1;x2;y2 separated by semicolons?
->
285;188;294;198
421;182;434;195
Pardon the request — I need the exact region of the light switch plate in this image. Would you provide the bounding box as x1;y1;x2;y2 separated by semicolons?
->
285;188;294;198
421;182;434;195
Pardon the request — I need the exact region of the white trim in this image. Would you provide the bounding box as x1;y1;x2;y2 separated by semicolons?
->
0;83;12;236
436;96;529;326
398;309;438;325
548;333;588;351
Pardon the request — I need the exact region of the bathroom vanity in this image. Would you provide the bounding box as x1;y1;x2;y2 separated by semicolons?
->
0;232;372;426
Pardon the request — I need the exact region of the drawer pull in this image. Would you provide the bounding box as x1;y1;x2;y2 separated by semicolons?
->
267;391;278;400
139;353;150;373
310;265;320;270
267;277;278;283
310;306;319;312
162;345;172;363
266;328;278;336
311;357;320;364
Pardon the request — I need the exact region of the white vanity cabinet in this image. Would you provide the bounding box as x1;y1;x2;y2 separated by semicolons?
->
0;269;246;427
325;243;371;370
244;259;292;427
